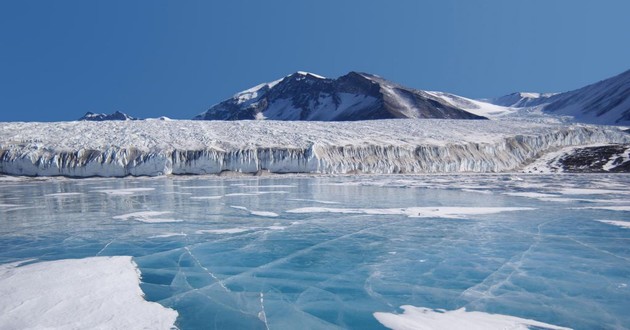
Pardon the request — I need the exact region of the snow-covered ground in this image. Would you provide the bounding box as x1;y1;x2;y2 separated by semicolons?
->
523;143;630;173
0;119;627;177
0;257;177;329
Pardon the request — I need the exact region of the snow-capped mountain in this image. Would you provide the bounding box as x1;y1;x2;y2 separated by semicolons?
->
542;69;630;125
488;69;630;125
194;71;487;121
79;111;137;121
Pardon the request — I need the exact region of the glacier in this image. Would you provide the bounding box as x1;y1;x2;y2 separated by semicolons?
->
1;119;628;177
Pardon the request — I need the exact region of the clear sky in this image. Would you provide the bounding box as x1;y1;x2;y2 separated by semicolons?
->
1;0;629;122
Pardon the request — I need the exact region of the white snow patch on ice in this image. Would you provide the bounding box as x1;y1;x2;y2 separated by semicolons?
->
0;257;177;329
288;198;341;204
257;190;289;194
504;192;559;198
597;220;630;229
45;192;84;197
196;228;252;234
238;185;297;188
575;206;630;212
286;207;534;219
230;205;278;217
94;188;155;196
0;203;19;208
113;211;182;223
374;305;570;330
461;189;493;194
190;195;223;200
225;193;258;197
250;211;279;217
149;232;188;238
559;188;629;195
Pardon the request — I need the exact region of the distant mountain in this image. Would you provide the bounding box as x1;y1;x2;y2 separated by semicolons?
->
488;69;630;125
79;111;137;121
194;71;487;121
487;92;558;108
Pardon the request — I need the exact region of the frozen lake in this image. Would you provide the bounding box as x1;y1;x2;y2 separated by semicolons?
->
1;174;629;329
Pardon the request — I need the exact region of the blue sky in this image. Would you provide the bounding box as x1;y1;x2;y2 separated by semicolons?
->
1;0;629;121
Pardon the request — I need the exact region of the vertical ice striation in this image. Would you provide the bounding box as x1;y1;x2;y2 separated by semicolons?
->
0;120;628;177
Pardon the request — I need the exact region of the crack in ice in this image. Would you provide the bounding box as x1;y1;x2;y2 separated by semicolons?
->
460;221;551;304
258;292;270;330
184;246;230;292
96;239;115;256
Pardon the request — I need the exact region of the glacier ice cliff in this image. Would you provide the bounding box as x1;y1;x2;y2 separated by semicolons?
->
0;119;628;177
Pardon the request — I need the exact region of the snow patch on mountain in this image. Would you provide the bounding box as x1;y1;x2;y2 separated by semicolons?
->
426;91;516;118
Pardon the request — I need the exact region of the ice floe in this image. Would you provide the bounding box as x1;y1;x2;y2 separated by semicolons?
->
374;305;570;330
0;257;177;329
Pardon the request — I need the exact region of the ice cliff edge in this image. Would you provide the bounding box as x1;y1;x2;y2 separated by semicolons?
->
0;120;628;177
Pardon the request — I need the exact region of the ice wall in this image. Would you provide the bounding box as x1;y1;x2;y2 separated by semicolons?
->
0;120;627;177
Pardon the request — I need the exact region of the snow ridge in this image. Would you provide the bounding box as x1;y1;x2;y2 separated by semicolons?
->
0;120;627;177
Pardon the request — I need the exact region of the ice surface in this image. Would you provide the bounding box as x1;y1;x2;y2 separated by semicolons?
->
1;119;628;177
0;256;177;329
374;305;570;330
0;174;629;329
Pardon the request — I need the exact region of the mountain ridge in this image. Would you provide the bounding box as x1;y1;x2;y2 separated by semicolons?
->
194;71;487;121
79;111;137;121
487;69;630;125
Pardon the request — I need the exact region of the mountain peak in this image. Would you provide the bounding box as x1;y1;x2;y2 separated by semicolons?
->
194;71;486;121
294;71;326;79
79;111;137;121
